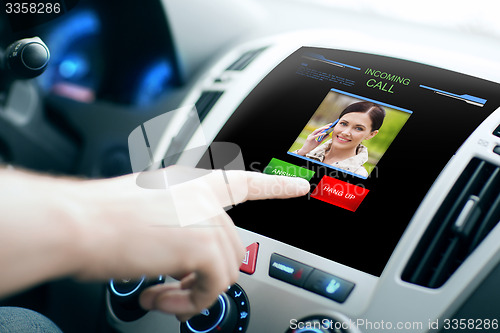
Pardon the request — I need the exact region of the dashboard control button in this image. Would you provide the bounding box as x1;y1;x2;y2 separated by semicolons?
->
240;242;259;275
304;270;355;303
21;43;49;70
493;124;500;138
494;145;500;156
269;253;314;288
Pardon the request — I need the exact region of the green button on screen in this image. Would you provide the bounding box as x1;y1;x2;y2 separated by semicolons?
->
263;158;315;181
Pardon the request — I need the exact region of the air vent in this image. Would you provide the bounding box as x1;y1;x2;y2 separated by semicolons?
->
226;47;267;71
195;91;224;121
161;91;223;167
403;158;500;288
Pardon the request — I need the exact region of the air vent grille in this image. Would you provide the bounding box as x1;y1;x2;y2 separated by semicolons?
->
403;158;500;288
161;91;223;167
195;91;224;121
226;47;267;71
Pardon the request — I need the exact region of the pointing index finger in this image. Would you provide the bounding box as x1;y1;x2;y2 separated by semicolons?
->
214;170;310;206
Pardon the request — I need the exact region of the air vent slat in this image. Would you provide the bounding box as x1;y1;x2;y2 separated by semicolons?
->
195;91;224;121
226;47;267;71
469;192;500;252
403;158;500;288
161;91;223;167
428;237;460;288
478;167;500;198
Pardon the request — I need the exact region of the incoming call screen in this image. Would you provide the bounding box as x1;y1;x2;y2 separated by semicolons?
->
214;47;500;276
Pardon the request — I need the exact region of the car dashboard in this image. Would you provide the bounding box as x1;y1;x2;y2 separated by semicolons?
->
1;1;500;333
108;32;500;332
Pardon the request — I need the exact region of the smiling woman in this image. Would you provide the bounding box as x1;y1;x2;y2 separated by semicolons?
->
293;102;384;177
288;88;412;178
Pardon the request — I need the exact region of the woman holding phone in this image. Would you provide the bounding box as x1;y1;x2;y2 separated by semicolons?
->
294;101;385;177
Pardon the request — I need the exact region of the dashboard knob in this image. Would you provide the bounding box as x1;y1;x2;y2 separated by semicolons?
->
181;284;250;333
109;277;146;308
181;293;237;333
108;276;164;322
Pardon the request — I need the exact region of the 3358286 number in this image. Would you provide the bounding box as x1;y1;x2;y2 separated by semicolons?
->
5;2;61;14
443;318;499;330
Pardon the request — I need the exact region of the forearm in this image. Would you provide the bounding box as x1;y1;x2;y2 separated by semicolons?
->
0;168;168;297
0;165;309;318
0;168;84;298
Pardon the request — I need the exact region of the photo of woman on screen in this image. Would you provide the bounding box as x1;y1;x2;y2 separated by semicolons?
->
293;102;385;177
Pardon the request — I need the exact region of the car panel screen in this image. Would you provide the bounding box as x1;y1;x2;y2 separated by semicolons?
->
213;47;500;276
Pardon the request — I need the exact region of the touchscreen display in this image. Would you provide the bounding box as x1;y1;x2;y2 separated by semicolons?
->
212;47;500;276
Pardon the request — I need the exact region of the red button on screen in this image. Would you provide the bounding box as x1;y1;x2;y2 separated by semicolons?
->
240;242;259;275
311;176;369;212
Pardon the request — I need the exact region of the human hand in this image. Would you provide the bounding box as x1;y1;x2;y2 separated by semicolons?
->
296;123;333;156
72;166;310;320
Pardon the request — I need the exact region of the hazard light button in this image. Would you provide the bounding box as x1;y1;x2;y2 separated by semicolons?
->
240;243;259;275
